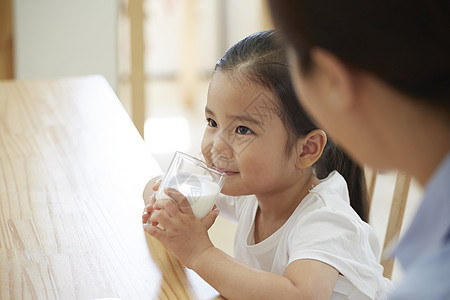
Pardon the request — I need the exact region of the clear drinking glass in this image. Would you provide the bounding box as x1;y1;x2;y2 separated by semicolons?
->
155;151;227;218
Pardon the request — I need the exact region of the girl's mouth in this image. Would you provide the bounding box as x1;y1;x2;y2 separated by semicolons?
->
216;168;239;176
223;170;239;176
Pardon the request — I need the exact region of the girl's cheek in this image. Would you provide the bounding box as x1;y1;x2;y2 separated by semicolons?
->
201;135;213;162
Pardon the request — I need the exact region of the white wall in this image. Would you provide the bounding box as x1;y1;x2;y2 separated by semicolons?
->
13;0;119;90
12;0;262;91
143;0;262;77
225;0;262;49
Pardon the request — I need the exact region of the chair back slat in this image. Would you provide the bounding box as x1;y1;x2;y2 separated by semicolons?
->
366;168;378;209
380;173;411;278
366;169;412;279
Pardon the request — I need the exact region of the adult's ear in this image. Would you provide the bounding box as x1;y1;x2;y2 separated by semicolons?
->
310;48;358;111
296;129;327;168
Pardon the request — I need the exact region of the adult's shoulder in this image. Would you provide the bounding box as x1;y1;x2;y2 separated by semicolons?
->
390;240;450;300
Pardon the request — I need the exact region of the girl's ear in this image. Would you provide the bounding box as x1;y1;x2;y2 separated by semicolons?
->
295;129;327;168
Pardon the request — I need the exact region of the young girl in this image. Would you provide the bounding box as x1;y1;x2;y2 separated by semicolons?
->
142;30;392;300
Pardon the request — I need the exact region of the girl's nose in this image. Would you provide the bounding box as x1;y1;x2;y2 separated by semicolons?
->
210;132;234;162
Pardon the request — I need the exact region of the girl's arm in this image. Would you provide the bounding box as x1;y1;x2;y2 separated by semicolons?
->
144;189;339;300
193;248;338;300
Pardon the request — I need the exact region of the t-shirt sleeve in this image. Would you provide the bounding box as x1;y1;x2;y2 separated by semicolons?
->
287;208;382;299
215;194;239;224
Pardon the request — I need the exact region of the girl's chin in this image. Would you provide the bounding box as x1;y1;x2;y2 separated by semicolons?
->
220;184;233;195
220;184;248;197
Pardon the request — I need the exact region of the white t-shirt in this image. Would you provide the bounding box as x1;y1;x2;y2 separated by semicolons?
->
216;171;393;300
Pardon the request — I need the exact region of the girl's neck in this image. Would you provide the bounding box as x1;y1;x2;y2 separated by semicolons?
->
254;172;320;243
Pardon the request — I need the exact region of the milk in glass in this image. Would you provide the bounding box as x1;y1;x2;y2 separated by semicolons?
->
156;176;221;218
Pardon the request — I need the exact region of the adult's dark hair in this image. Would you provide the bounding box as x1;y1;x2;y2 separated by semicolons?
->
269;0;450;110
215;30;368;221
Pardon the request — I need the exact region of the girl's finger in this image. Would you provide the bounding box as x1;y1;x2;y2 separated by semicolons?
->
149;212;159;227
143;176;162;204
164;188;194;215
152;178;162;191
142;202;154;224
142;210;150;224
145;201;154;213
150;208;171;228
143;224;165;239
201;208;219;230
154;197;180;217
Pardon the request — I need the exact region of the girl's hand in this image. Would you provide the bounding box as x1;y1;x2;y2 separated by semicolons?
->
143;188;219;268
142;177;162;225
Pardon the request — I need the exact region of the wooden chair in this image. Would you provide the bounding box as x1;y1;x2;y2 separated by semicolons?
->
366;168;412;279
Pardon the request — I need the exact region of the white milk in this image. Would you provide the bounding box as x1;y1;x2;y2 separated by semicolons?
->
156;178;221;218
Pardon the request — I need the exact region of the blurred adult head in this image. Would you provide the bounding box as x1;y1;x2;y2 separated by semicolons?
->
268;0;450;184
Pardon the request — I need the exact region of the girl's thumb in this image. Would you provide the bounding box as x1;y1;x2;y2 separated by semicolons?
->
201;209;219;230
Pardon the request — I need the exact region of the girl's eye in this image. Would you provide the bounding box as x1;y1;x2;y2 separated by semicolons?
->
236;126;253;135
206;118;217;128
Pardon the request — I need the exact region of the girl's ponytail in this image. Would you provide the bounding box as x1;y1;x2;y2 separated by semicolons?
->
315;141;369;222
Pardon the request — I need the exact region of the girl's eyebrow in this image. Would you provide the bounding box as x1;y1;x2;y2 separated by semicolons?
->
205;107;215;116
205;106;264;127
230;114;264;127
205;106;263;127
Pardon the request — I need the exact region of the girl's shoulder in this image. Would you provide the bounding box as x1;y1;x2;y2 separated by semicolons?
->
292;171;354;218
311;171;350;203
287;171;375;244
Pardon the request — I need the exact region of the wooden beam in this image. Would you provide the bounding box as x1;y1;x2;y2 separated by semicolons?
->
0;0;14;79
180;0;197;109
129;0;146;138
260;0;274;30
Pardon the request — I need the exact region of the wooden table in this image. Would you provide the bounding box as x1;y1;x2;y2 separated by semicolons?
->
0;76;221;299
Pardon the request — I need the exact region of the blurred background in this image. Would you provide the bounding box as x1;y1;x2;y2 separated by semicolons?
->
3;0;273;169
1;0;423;283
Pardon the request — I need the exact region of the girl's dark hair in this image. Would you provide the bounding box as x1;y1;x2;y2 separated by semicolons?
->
269;0;450;110
215;30;368;222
